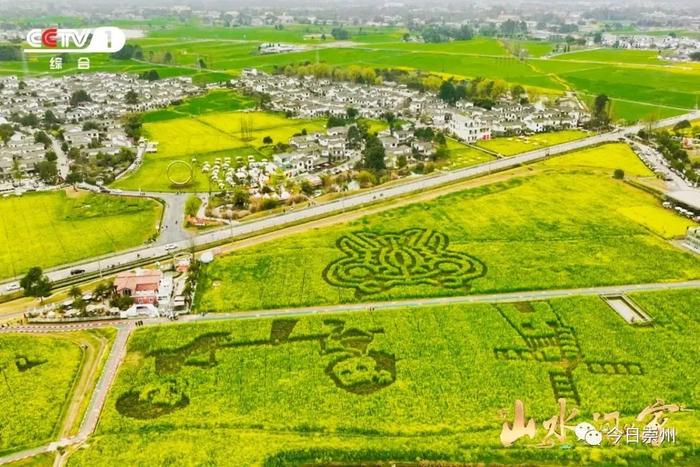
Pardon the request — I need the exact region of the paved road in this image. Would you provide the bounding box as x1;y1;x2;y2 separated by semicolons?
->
628;137;700;210
177;279;700;323
2;110;699;295
50;137;70;179
5;279;699;334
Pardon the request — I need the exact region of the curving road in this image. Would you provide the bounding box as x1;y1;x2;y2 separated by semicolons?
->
1;110;698;295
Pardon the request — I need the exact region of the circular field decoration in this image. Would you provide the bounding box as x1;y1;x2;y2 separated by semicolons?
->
166;160;194;186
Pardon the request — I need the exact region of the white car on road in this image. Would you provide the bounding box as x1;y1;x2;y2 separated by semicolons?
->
5;284;20;292
164;243;178;252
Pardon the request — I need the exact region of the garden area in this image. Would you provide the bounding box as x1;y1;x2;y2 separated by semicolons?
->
111;110;326;192
475;129;589;156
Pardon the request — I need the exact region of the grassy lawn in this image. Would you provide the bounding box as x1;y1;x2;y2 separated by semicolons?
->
68;288;700;465
192;143;698;313
554;48;668;65
141;89;256;123
0;330;112;455
445;138;495;167
475;130;589;156
0;190;162;279
111;110;326;192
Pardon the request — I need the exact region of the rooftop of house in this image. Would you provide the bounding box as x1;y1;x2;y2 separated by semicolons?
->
115;269;163;293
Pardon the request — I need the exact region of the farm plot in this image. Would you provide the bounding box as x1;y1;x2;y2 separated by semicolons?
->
194;143;699;313
112;110;325;192
0;190;162;280
0;331;110;455
142;89;255;123
532;60;699;121
70;289;700;466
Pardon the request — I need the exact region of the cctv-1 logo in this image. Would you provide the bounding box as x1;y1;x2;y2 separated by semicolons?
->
25;27;125;54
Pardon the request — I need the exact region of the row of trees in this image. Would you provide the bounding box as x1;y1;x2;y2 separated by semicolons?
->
0;45;21;61
274;63;380;85
419;25;474;43
276;63;529;110
479;20;529;38
438;78;526;108
111;44;144;61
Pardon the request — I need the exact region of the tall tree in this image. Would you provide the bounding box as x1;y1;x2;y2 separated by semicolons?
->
363;134;386;171
20;267;51;301
69;89;91;107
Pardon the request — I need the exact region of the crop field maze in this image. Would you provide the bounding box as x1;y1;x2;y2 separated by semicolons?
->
68;288;700;466
194;143;699;313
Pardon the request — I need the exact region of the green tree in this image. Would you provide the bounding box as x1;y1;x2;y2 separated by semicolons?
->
123;114;143;141
673;120;691;132
363;134;386;171
34;130;51;149
231;186;250;208
347;125;363;149
0;123;13;144
20;267;51;301
69;89;91;107
125;89;139;104
43;110;59;127
69;285;82;300
331;28;351;40
139;70;160;81
438;81;458;105
185;195;202;218
20;113;39;127
35;160;58;184
591;94;611;128
300;179;314;196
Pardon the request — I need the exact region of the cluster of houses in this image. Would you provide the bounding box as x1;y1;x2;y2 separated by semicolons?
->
0;132;45;182
202;155;278;191
600;33;700;61
235;68;588;145
0;73;200;186
446;98;586;142
600;33;700;50
259;42;307;54
201;119;442;199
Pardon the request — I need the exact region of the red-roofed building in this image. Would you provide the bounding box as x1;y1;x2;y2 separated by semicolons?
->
114;269;163;305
